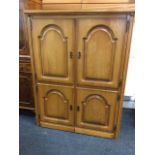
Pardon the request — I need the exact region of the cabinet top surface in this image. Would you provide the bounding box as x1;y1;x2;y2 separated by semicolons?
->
41;0;134;3
24;0;135;14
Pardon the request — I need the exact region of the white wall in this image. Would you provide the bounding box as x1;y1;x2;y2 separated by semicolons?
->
124;26;135;99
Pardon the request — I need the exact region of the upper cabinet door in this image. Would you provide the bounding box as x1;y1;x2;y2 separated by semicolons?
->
77;16;127;88
32;18;74;84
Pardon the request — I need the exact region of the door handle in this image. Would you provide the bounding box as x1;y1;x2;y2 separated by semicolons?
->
69;105;73;111
70;51;73;59
77;52;81;59
77;106;80;112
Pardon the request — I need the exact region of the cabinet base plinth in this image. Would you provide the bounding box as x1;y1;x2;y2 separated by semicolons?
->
39;121;115;138
75;127;115;139
40;121;75;132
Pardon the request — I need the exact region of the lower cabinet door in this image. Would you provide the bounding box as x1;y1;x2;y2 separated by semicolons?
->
38;84;74;126
76;88;118;132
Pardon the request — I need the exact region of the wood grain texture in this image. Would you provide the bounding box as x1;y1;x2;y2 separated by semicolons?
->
27;16;41;124
77;16;126;88
19;0;34;110
76;88;118;132
114;15;134;138
25;0;135;13
32;18;74;84
42;0;82;3
42;0;134;4
40;121;75;132
25;4;135;13
38;84;74;126
26;0;135;138
75;127;114;138
82;0;134;3
20;0;29;54
39;25;68;77
19;55;34;110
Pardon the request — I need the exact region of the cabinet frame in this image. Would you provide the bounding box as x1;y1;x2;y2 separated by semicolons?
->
27;13;134;138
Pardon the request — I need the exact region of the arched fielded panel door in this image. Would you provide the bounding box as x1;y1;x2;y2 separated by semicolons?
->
77;17;127;88
32;19;74;84
38;84;74;126
76;88;118;132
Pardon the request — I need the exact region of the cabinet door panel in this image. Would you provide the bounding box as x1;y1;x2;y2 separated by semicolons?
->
32;18;74;84
77;16;127;88
76;88;118;132
38;84;74;126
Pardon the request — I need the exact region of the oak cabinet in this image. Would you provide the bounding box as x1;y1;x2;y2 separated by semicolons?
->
26;0;134;138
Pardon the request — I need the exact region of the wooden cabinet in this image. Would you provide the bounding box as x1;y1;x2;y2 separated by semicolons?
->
19;0;35;110
19;56;34;110
19;73;34;109
25;0;134;138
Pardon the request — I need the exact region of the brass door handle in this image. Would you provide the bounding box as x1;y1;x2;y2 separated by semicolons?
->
77;106;80;112
77;52;81;59
70;51;73;59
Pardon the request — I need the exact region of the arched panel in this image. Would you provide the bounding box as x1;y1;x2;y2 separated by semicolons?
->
83;25;117;82
43;89;69;120
82;94;110;126
39;24;68;78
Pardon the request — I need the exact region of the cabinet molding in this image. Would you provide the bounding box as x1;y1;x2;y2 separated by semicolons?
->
39;24;68;78
43;89;69;119
38;84;74;126
83;25;117;82
82;94;110;126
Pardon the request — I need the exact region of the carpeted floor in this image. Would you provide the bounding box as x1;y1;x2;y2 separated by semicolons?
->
19;109;135;155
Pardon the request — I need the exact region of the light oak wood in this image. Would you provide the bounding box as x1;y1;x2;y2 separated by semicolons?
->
75;127;114;138
77;16;127;88
76;88;118;132
25;0;135;13
32;18;74;84
38;84;74;126
82;0;134;3
42;4;82;10
26;0;134;139
25;5;135;13
43;0;82;3
40;121;75;132
42;0;134;4
114;15;134;138
27;16;40;123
